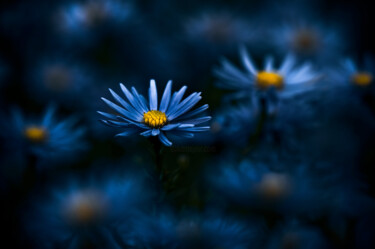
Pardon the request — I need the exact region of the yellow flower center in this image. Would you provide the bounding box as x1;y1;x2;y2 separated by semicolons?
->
257;173;290;199
24;126;48;143
256;71;284;89
293;29;319;52
64;190;107;225
351;72;372;86
143;110;167;128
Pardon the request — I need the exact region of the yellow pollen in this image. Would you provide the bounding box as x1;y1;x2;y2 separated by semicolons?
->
143;110;167;128
256;71;284;89
24;126;48;143
351;72;372;86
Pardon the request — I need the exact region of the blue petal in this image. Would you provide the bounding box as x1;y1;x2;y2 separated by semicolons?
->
101;97;140;122
264;56;274;71
159;132;172;146
180;116;211;125
168;131;194;138
220;58;250;81
166;86;187;113
240;46;257;75
140;130;152;137
279;54;295;75
167;92;200;117
178;126;210;132
159;80;172;112
100;119;128;127
343;58;357;73
106;120;131;127
161;123;181;131
120;83;146;113
178;124;194;128
152;129;160;136
149;79;158;110
116;116;149;129
175;104;209;120
168;94;202;120
131;87;149;113
42;105;56;127
97;111;117;120
109;88;143;117
115;128;140;137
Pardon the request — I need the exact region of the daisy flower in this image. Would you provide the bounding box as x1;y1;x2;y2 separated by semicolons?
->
99;79;211;146
270;21;344;63
26;173;151;249
184;11;253;46
1;106;87;167
214;47;320;100
335;57;374;87
57;0;133;33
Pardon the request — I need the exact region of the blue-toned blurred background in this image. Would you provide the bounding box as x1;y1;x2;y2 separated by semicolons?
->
1;0;375;248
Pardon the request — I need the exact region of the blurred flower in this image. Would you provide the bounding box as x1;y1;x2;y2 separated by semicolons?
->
26;173;150;249
57;0;133;33
99;79;211;146
184;11;253;47
0;105;86;167
210;160;339;216
28;58;96;109
270;21;344;63
331;57;375;88
215;47;320;113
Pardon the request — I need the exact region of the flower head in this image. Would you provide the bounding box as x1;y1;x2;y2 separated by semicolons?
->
99;79;211;146
338;58;375;87
1;106;87;166
214;47;319;99
270;21;344;63
25;173;151;249
184;11;253;46
57;0;132;33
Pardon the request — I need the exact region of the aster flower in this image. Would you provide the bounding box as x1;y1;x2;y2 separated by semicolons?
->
25;173;151;249
57;0;133;33
184;11;253;47
99;79;211;146
209;160;339;216
0;106;86;167
28;58;94;109
270;22;344;62
332;57;375;88
214;47;320;102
